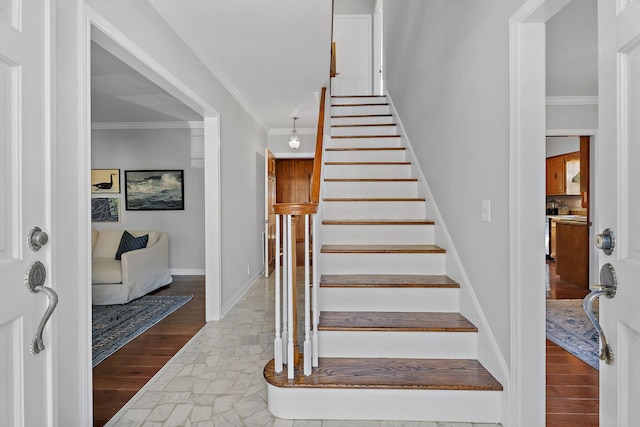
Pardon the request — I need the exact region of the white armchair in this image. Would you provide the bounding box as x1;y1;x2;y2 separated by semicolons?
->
91;229;173;305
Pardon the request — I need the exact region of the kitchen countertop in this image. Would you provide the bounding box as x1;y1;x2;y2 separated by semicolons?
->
547;215;587;225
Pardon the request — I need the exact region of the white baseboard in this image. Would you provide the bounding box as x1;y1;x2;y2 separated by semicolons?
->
221;272;263;318
170;268;206;276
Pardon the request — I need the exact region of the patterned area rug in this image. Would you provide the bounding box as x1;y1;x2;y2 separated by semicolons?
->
546;298;599;370
92;295;193;367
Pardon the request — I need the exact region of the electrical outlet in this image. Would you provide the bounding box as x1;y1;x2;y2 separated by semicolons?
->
481;200;491;222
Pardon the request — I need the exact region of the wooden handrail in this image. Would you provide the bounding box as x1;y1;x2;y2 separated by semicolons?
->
273;203;318;216
310;87;327;203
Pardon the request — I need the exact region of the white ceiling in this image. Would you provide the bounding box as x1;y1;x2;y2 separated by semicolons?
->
91;1;333;132
91;42;203;123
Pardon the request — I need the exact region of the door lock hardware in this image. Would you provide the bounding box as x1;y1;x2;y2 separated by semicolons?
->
25;261;58;355
583;263;617;365
595;228;615;255
28;226;49;252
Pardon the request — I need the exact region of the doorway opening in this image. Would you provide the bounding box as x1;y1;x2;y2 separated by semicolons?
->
87;19;221;423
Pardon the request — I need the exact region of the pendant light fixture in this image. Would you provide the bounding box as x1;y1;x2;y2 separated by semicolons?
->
288;116;300;149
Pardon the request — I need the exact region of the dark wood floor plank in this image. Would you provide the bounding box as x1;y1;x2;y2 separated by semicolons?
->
92;276;205;426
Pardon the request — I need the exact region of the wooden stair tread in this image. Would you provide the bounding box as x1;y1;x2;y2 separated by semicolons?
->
323;219;434;225
332;95;386;98
326;147;405;151
324;178;417;182
321;244;445;254
318;311;477;332
325;161;411;165
323;197;426;202
332;135;401;139
332;124;396;128
331;114;393;119
264;358;502;391
332;103;389;107
320;274;459;288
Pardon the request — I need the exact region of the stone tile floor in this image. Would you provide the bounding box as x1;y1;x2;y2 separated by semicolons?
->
106;274;502;427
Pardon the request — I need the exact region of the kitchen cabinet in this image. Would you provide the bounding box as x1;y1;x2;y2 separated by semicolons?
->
546;152;580;196
555;220;589;288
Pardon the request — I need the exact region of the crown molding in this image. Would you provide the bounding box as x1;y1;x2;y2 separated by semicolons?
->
91;121;204;130
268;127;316;136
148;1;268;133
546;96;598;106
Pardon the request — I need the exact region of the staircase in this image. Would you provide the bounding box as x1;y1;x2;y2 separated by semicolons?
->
264;95;503;423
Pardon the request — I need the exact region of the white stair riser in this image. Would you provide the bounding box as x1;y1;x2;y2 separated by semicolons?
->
327;137;402;149
332;104;390;116
332;115;394;126
322;224;434;245
324;181;417;198
267;387;501;422
318;287;459;312
323;201;426;220
332;96;387;105
324;149;407;163
331;125;397;136
324;163;412;179
318;331;477;359
320;252;445;275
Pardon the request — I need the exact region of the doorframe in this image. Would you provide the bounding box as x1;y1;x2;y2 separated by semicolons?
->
66;4;223;422
508;0;572;425
373;0;384;95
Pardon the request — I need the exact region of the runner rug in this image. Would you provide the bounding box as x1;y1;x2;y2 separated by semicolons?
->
546;298;599;370
92;294;192;367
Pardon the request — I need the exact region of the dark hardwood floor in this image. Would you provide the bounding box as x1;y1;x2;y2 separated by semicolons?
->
92;276;206;427
92;264;599;426
546;260;598;426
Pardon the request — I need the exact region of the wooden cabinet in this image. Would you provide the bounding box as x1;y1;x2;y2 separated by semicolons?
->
546;156;566;195
555;221;589;288
546;151;581;195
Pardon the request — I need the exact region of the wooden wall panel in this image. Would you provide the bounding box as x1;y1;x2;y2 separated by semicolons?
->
276;159;313;266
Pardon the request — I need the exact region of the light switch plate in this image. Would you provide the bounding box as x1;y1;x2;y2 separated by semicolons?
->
481;200;491;222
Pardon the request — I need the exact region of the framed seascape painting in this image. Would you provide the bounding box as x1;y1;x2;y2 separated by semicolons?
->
91;198;120;222
91;169;120;194
124;170;184;211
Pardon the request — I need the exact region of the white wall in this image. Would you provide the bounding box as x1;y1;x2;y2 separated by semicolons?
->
84;0;268;310
334;0;375;14
383;0;522;370
546;136;580;157
268;130;316;158
546;0;598;96
91;127;205;273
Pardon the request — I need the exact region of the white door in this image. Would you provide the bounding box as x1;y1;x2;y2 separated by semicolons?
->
0;1;55;426
597;0;640;424
332;15;372;96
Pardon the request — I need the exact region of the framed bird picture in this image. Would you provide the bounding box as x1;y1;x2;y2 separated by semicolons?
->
91;169;120;194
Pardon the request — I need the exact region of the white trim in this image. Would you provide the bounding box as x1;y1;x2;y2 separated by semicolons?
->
546;128;598;136
220;272;263;318
509;0;571;426
271;152;315;159
170;268;206;276
546;95;599;106
91;121;203;130
268;127;316;136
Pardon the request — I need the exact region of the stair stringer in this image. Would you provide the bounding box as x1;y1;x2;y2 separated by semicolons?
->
384;91;510;420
